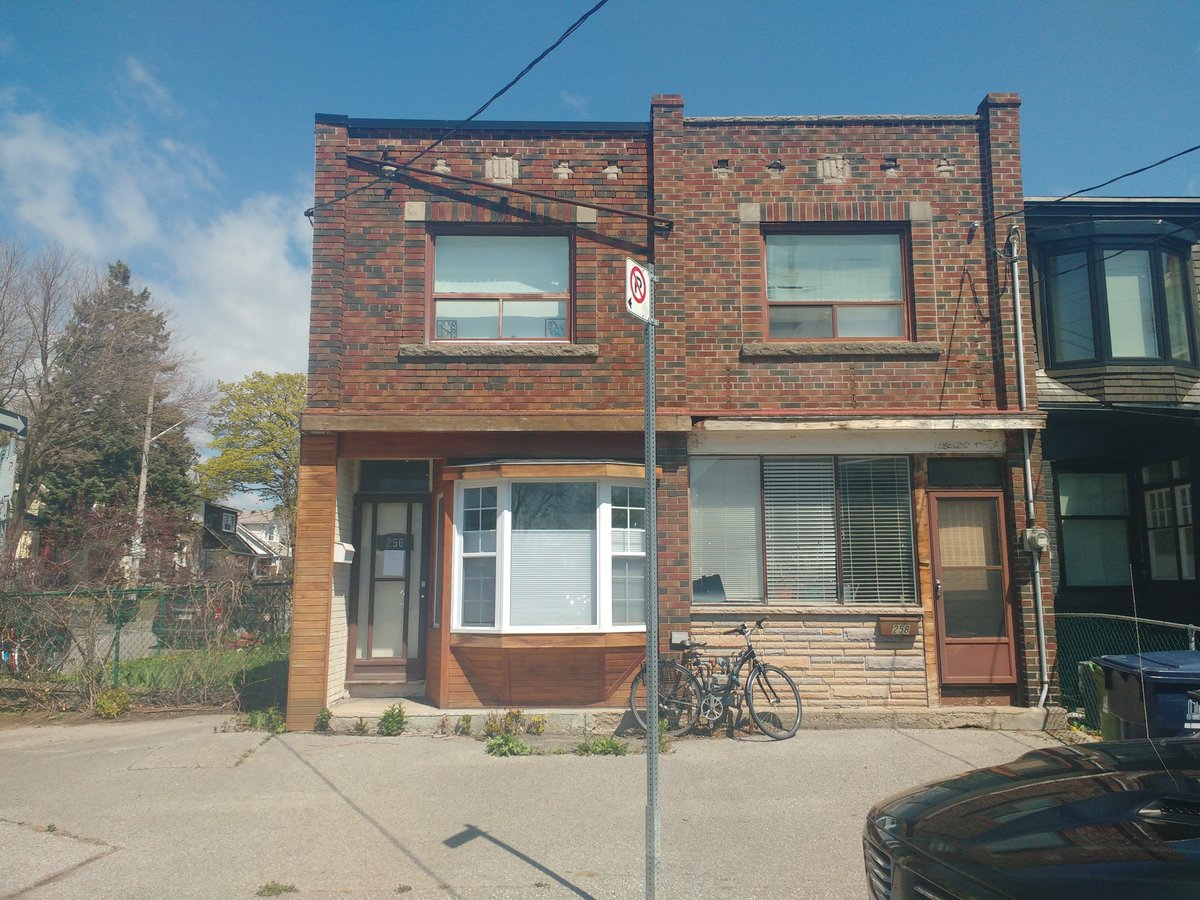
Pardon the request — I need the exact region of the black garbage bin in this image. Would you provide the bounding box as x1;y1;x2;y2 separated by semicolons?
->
1095;651;1200;739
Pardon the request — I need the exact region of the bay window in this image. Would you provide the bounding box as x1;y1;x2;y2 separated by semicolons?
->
452;478;645;631
690;455;916;604
1040;227;1197;367
432;234;570;341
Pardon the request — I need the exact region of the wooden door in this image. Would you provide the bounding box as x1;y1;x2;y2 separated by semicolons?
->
929;492;1017;684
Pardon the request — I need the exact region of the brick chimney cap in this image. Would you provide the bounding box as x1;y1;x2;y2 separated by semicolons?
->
651;94;685;108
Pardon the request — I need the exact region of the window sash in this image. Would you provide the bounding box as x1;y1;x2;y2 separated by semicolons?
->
765;233;907;340
452;479;646;632
690;455;916;605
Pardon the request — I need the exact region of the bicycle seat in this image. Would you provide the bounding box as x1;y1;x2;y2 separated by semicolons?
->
679;639;707;650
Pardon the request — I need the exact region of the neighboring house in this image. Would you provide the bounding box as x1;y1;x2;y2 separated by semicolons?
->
1026;198;1199;623
239;509;292;558
181;502;279;578
286;92;1054;730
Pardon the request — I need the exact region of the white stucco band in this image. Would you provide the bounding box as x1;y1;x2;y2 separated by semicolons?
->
688;419;1032;455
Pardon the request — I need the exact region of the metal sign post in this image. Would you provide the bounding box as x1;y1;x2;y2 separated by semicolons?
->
627;257;660;898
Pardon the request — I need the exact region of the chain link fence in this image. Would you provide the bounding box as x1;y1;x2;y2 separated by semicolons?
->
1053;612;1197;731
0;579;291;710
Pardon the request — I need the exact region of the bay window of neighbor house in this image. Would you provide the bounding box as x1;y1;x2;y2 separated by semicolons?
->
690;456;916;604
765;232;908;339
1042;242;1196;366
1056;472;1132;587
1141;459;1195;582
453;480;645;631
432;235;570;340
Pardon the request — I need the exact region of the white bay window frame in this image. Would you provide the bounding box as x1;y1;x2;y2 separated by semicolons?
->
451;477;647;633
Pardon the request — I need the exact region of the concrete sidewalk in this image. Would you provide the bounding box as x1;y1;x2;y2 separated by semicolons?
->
0;714;1061;899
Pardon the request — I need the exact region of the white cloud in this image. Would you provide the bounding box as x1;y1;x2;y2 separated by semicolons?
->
560;90;590;116
125;57;177;117
153;190;311;381
0;92;310;385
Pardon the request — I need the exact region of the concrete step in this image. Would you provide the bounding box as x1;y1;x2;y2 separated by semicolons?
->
319;696;1050;737
344;679;426;699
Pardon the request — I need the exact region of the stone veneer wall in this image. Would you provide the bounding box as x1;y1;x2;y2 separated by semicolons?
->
689;608;930;707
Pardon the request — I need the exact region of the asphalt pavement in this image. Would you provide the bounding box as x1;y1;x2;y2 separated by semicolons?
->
0;714;1060;899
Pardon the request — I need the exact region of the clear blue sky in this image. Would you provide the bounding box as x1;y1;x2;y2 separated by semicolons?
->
1;0;1197;381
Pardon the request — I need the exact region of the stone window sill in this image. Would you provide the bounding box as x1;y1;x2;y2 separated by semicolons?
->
742;341;942;360
396;343;600;361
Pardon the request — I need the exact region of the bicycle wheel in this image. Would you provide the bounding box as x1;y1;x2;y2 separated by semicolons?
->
746;663;802;740
629;661;701;737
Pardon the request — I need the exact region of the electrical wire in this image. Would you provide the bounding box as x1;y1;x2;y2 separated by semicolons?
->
993;142;1200;226
304;0;611;222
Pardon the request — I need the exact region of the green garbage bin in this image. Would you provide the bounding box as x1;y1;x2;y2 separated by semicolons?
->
1077;660;1122;741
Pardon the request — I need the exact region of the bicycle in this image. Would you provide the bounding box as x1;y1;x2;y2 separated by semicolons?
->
629;618;802;740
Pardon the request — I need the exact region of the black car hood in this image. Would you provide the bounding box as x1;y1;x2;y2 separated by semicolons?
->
868;739;1200;898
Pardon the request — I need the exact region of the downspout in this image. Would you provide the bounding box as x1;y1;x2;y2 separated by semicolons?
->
1007;225;1050;709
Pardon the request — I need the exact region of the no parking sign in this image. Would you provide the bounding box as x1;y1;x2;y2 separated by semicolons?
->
625;257;652;322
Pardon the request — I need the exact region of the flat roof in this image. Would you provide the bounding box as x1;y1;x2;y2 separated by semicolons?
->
315;114;648;133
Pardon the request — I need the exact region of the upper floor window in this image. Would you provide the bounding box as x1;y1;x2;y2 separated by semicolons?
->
1041;232;1196;366
432;235;570;341
765;231;908;340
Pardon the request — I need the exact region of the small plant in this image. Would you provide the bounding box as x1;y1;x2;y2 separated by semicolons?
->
435;715;450;735
395;887;412;895
256;883;298;897
313;708;333;732
485;732;533;757
377;703;407;736
243;707;285;734
45;823;56;833
526;714;547;735
352;717;369;735
483;712;505;737
454;714;473;735
575;736;629;756
658;718;671;753
503;708;526;734
94;689;132;719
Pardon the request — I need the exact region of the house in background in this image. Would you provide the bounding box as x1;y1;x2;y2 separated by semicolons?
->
1027;198;1199;623
179;502;282;578
238;509;292;566
286;92;1055;731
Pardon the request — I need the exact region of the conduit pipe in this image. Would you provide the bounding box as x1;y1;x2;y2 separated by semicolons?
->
1007;225;1050;709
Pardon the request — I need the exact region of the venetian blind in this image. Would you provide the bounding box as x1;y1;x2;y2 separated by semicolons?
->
763;457;837;602
837;457;916;603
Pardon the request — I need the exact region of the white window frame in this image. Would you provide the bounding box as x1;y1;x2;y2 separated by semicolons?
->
450;477;647;634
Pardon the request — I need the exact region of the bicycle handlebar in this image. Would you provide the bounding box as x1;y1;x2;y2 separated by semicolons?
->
722;618;769;636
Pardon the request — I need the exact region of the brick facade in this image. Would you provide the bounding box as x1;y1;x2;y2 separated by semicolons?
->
287;93;1056;727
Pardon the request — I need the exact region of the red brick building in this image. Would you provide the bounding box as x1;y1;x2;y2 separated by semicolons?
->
286;93;1054;731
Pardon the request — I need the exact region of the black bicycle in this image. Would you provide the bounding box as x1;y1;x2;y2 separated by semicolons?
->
629;618;802;740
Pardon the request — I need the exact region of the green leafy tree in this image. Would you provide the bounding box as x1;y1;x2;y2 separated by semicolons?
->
36;262;196;530
199;372;304;546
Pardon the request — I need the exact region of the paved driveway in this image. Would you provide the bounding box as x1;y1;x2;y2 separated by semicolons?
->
0;715;1059;899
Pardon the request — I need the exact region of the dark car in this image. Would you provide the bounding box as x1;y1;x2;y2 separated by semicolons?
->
864;738;1200;899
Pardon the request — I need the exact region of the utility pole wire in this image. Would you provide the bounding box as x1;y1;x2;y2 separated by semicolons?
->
304;0;612;221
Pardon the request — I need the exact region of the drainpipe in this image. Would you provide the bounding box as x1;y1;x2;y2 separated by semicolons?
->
1008;225;1050;709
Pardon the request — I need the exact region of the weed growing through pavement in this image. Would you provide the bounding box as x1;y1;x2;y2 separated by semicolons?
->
313;708;333;732
454;714;472;735
255;882;298;897
352;717;369;735
242;707;285;734
574;736;629;756
377;703;407;736
485;732;533;757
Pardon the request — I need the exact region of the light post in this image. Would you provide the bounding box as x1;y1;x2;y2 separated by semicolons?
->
129;384;195;586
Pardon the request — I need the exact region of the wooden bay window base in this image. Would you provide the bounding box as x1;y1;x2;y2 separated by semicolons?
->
444;632;645;707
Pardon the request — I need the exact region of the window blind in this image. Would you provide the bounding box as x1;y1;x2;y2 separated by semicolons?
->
837;457;916;602
763;457;837;602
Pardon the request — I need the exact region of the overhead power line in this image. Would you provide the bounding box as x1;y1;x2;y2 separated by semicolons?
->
304;0;611;222
995;141;1200;226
